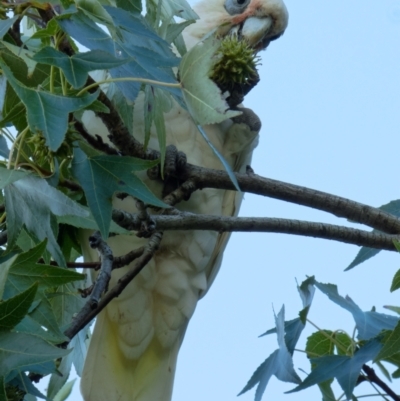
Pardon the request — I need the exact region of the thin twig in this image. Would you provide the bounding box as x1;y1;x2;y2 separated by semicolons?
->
111;210;400;251
87;232;113;308
63;232;162;340
362;364;400;401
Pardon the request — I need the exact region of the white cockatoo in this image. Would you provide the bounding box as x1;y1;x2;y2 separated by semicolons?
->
80;0;288;400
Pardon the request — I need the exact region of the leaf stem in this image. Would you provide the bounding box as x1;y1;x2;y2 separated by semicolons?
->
77;77;181;96
306;319;351;355
7;126;29;169
50;65;55;93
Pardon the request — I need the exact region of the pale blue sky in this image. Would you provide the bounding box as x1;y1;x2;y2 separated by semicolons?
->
60;1;400;400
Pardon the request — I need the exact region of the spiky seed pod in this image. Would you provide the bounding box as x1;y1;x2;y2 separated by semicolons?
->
210;35;260;89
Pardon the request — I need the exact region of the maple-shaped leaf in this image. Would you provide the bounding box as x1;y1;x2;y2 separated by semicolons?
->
238;306;301;401
72;145;167;238
4;176;88;266
287;338;382;399
33;48;129;89
0;331;69;377
0;283;37;331
178;35;241;125
0;59;98;151
314;280;399;340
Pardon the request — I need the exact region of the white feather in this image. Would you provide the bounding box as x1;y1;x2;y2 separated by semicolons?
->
80;1;288;400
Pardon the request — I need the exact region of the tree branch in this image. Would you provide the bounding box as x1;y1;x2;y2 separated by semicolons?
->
362;364;400;401
87;232;113;309
63;232;162;340
112;210;400;251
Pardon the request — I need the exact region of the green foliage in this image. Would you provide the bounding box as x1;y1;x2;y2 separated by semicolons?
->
346;199;400;270
241;277;400;400
0;0;246;397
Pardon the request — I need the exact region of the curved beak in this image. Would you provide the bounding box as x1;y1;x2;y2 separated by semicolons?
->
242;17;273;47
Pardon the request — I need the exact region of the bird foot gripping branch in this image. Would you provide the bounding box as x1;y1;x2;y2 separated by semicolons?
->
79;1;289;401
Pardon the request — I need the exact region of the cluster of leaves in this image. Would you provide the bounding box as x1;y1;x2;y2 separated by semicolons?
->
0;0;247;398
240;271;400;401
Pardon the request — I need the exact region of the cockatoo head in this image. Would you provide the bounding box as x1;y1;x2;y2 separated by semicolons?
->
184;0;288;51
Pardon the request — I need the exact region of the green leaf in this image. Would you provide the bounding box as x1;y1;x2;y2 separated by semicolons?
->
57;205;128;234
58;10;179;102
196;125;240;191
0;168;29;189
14;314;63;343
306;331;334;359
179;36;241;125
0;283;38;331
0;17;18;40
0;331;68;377
112;89;133;134
384;305;400;314
9;371;46;399
314;280;399;340
4;175;89;266
76;0;114;26
375;321;400;361
147;0;197;21
287;339;382;400
390;269;400;292
165;20;194;45
238;306;301;401
33;47;129;89
143;86;173;174
0;377;5;401
1;42;37;76
334;332;353;356
2;242;85;300
116;0;141;13
317;380;336;401
72;146;167;238
0;59;99;151
48;282;88;396
53;378;76;401
30;19;59;39
346;199;400;270
260;276;315;354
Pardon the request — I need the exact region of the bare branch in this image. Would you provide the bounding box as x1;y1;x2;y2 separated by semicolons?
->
181;166;400;235
112;210;400;251
88;232;114;308
362;364;400;401
64;232;162;340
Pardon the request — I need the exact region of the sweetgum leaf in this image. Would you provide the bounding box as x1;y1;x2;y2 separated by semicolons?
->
0;60;98;151
179;36;241;125
287;339;382;399
314;280;399;340
4;175;88;266
346;199;400;270
72;146;166;238
239;306;301;401
58;9;179;102
0;17;18;39
390;269;400;292
375;320;400;361
33;48;129;89
0;331;68;377
260;276;315;353
0;283;38;331
2;241;85;300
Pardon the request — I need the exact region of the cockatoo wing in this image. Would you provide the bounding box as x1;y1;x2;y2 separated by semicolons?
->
81;1;288;400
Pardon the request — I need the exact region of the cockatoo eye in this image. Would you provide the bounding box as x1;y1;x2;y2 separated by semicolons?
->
224;0;251;15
